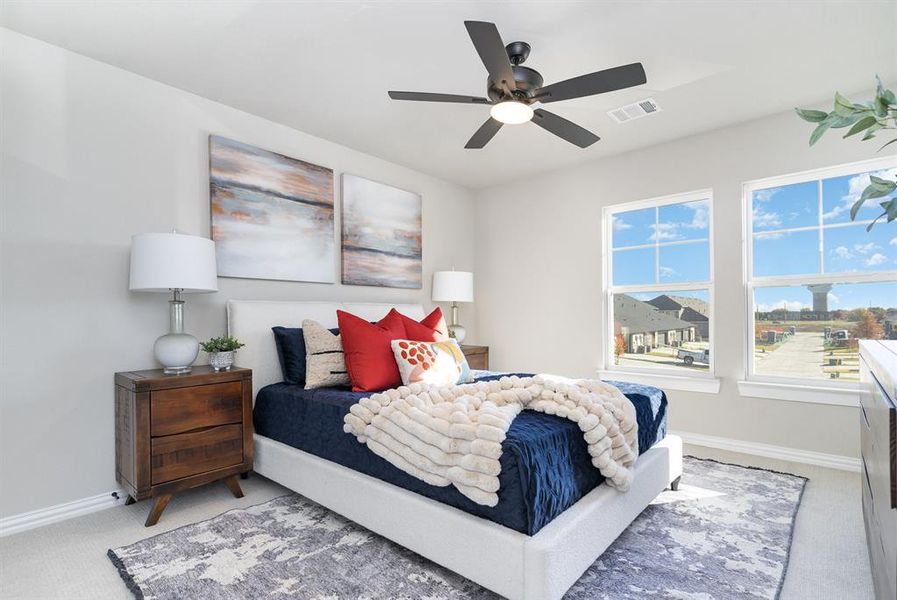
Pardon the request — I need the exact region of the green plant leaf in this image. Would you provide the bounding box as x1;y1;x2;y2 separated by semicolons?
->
882;88;897;107
825;113;862;129
795;108;828;123
844;115;878;138
883;198;897;221
861;177;897;201
866;214;885;231
876;76;896;105
850;198;866;221
833;92;857;117
809;122;830;145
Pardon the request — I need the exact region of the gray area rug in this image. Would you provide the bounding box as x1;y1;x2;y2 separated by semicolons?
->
109;457;806;599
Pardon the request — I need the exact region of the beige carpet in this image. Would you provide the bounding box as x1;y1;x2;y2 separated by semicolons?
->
0;445;874;599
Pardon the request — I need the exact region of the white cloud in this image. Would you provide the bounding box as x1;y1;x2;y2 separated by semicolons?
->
753;188;779;203
890;237;897;246
833;245;852;259
752;207;782;229
659;266;675;278
757;299;807;312
684;201;709;230
854;242;878;255
865;253;888;267
611;215;632;231
828;292;840;306
649;222;680;241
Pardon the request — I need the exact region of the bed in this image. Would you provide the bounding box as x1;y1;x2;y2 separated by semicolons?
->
229;300;683;600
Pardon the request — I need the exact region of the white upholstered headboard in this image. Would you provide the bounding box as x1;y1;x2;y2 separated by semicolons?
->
227;300;426;400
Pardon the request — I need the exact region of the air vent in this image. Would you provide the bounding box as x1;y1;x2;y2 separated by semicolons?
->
608;98;661;123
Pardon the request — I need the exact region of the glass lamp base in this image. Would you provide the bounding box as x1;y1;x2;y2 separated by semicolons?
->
162;365;192;375
448;323;467;343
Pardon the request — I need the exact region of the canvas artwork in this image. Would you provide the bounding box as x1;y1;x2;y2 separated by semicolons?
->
341;174;422;289
210;135;335;283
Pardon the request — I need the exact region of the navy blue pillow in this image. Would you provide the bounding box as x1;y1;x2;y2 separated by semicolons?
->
272;326;339;385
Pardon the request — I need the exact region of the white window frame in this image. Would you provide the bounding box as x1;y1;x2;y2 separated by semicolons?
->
599;189;719;393
740;155;897;406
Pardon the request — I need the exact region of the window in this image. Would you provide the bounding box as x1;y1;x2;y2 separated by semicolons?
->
744;157;897;387
603;190;714;378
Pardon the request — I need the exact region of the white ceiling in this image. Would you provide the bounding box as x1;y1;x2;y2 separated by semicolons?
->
2;1;895;189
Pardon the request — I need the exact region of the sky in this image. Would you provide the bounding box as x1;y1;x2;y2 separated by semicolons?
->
612;200;710;285
610;170;896;308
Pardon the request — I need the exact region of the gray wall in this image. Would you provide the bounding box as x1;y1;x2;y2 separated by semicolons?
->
473;105;896;458
0;29;477;518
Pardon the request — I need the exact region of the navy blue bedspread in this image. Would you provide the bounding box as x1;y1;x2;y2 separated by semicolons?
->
253;372;667;536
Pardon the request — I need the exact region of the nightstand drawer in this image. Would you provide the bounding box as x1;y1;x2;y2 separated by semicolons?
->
151;381;243;436
151;424;244;484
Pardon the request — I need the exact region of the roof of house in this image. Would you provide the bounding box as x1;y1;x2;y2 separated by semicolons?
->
680;306;709;323
615;295;695;334
646;294;709;316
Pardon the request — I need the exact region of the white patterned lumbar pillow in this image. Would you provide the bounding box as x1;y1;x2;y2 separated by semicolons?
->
303;319;351;389
391;338;473;387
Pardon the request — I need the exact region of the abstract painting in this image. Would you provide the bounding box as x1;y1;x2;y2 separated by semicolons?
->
341;174;422;289
210;135;335;283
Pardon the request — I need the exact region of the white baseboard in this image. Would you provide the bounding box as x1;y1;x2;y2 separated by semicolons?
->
674;430;861;473
0;490;126;538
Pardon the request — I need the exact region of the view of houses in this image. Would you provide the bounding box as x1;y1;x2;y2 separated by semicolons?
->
614;294;710;371
613;289;897;377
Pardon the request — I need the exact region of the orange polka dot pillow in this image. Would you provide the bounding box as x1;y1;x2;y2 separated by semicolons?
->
390;339;473;387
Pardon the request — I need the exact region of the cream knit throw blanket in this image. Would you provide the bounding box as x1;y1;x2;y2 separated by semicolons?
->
343;374;638;507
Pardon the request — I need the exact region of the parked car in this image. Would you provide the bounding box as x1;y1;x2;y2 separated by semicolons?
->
677;348;710;366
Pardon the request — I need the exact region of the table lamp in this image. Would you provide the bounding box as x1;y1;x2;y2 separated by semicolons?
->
432;270;474;343
129;232;218;374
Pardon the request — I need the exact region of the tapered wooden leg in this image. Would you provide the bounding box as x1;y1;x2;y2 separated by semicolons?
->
224;475;244;498
124;495;136;506
670;476;682;491
145;494;172;527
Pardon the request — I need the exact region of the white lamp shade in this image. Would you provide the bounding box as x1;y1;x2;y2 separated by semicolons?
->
432;271;474;303
129;233;219;293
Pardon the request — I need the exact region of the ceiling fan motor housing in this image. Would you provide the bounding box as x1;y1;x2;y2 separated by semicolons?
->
487;42;543;102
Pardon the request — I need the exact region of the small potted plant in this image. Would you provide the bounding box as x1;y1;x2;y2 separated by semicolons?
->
200;336;245;372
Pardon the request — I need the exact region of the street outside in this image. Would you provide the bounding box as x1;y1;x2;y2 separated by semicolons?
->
755;331;859;380
617;342;710;372
617;332;859;380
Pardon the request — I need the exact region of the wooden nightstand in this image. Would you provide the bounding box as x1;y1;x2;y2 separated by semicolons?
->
461;345;489;370
114;366;253;526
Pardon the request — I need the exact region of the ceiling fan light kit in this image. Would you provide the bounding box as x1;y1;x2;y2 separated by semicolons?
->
388;20;647;149
490;101;533;124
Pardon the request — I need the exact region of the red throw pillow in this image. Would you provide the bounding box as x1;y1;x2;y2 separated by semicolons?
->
337;309;407;392
398;307;450;342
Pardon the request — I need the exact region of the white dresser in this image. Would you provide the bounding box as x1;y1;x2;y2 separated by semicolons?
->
859;340;897;600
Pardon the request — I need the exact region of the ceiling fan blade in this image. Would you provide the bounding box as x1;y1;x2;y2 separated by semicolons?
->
532;109;600;148
536;63;646;103
388;91;491;104
464;21;516;92
465;117;503;149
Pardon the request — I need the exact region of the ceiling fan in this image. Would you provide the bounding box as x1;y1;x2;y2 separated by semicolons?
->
388;21;647;149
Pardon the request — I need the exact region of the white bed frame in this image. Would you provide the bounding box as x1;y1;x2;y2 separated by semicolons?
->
228;300;683;600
